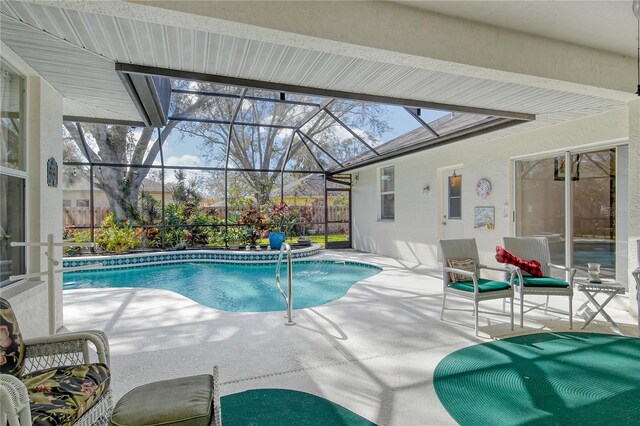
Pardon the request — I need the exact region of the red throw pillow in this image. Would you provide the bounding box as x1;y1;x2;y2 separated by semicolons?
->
495;246;543;277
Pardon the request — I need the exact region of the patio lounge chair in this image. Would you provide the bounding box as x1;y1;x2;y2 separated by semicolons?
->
501;236;575;328
439;238;514;336
0;297;112;425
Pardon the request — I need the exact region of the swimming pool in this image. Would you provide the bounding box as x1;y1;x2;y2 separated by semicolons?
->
63;261;381;312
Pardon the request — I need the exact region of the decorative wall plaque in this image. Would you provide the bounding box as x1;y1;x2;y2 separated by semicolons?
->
47;157;58;187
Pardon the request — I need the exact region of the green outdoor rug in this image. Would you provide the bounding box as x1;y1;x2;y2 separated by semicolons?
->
434;332;640;426
221;388;376;426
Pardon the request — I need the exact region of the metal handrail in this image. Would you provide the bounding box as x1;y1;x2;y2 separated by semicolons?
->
275;242;294;325
9;234;100;335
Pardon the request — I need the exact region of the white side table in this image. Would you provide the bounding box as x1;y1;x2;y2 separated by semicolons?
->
574;278;625;330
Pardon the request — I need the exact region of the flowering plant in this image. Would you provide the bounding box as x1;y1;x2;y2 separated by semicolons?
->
270;201;295;234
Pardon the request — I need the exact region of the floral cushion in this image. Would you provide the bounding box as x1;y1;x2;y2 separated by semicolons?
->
0;297;26;377
23;363;110;426
447;258;477;282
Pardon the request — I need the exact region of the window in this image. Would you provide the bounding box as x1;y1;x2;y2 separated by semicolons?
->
448;174;462;220
380;166;395;220
63;199;71;207
1;60;25;287
76;199;89;207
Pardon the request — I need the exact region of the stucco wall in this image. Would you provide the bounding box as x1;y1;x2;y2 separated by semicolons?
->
352;106;629;274
1;44;63;337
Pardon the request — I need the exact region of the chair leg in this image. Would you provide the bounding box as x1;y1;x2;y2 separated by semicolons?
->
510;296;514;330
474;302;479;336
520;293;525;328
569;294;573;330
544;295;550;313
440;293;447;321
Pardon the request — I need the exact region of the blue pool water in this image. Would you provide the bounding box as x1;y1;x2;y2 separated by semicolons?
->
63;261;380;312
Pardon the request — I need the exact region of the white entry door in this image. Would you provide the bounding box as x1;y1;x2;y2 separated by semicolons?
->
440;167;464;240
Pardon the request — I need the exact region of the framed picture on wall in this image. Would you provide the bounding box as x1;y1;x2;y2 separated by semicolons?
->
474;206;495;230
554;155;581;181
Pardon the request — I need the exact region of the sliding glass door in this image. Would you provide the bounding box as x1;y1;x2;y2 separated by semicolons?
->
515;148;619;280
571;149;616;279
515;157;566;269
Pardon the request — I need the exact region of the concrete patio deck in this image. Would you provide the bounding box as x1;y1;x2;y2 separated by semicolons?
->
61;249;639;425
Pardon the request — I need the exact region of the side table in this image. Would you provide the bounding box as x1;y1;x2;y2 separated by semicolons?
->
574;278;625;330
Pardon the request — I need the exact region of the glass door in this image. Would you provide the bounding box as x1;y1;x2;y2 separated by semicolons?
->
571;149;616;279
515;148;619;280
325;175;351;249
515;157;566;269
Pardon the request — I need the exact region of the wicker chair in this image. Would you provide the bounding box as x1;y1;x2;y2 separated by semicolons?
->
439;238;515;336
0;297;112;425
502;236;575;328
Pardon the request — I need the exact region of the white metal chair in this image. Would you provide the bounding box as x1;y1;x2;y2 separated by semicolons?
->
0;297;112;425
502;236;575;328
439;238;514;336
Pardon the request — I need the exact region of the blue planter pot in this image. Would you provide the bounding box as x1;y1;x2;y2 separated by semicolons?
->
269;232;286;249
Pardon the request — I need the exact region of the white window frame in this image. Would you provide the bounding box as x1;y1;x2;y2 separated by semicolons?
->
0;59;27;288
379;165;395;221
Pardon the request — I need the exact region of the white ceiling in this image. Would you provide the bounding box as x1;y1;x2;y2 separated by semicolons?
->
395;1;638;57
0;0;633;142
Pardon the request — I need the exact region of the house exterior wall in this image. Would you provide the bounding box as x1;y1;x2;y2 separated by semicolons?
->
352;106;629;275
1;43;63;337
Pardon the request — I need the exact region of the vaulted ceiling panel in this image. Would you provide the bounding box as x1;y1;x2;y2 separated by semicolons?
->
192;29;209;73
0;0;629;139
179;27;195;72
149;22;168;67
228;37;251;78
163;25;181;70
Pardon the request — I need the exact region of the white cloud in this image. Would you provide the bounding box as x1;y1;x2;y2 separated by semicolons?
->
164;154;202;167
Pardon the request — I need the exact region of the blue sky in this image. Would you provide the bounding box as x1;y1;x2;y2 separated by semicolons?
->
160;104;450;168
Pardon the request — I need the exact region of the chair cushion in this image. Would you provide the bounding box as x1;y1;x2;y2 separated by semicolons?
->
109;374;214;426
0;297;26;377
449;278;511;293
515;276;569;288
495;246;543;277
447;258;476;282
23;363;110;426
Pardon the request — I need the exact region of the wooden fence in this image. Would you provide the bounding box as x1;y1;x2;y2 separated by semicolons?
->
63;205;349;228
64;206;110;227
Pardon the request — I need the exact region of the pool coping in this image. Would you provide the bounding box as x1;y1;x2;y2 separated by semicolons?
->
63;244;321;271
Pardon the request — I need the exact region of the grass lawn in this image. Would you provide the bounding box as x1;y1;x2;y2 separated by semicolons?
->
258;234;348;248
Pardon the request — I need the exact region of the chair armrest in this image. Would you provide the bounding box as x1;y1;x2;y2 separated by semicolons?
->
479;264;516;284
443;267;479;291
479;264;513;274
547;263;577;282
443;267;477;280
23;330;110;371
0;374;32;425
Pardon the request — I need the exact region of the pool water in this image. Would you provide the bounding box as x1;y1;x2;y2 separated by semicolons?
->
63;261;380;312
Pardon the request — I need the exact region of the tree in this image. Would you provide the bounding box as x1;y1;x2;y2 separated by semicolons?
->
63;81;391;221
176;89;390;207
63;93;209;221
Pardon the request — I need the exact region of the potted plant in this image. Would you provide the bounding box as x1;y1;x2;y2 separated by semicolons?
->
225;227;246;250
268;201;294;249
296;203;313;245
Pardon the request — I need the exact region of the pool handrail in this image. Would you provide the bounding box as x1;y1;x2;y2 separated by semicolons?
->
275;242;295;325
